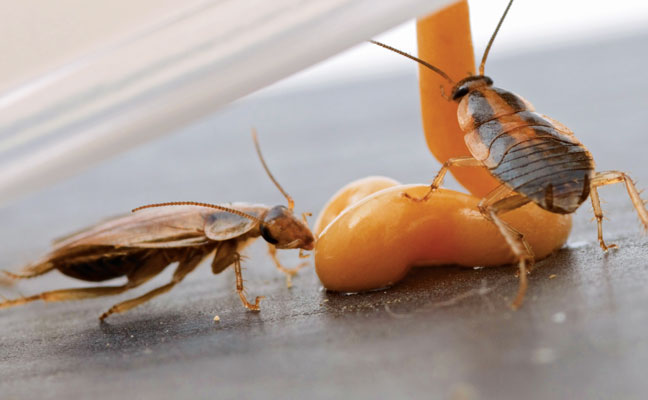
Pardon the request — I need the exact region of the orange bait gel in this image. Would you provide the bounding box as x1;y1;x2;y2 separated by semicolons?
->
313;176;400;237
314;181;571;292
417;0;503;197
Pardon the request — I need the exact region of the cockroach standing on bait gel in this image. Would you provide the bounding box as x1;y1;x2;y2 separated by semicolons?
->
1;129;315;320
371;0;648;308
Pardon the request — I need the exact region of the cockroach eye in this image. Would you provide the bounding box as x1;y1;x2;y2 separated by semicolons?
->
260;223;279;245
451;86;469;101
451;76;493;101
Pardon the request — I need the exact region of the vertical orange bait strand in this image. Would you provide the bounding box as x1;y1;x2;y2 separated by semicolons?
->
416;1;501;197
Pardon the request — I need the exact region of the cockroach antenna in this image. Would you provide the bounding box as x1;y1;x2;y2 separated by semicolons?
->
369;40;456;86
132;201;263;224
479;0;514;75
251;128;295;210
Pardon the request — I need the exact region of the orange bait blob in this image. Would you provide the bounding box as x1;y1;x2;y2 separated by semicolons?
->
314;178;571;293
313;176;400;237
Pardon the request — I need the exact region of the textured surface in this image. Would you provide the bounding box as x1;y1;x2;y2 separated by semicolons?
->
1;31;648;399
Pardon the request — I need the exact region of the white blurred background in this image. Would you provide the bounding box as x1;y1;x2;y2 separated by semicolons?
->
260;0;648;95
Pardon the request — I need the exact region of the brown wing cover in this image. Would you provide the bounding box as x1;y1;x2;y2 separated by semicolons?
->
40;204;263;282
461;87;595;213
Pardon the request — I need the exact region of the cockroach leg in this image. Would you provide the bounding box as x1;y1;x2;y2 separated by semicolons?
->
267;244;308;288
403;156;481;202
298;249;310;259
211;241;238;275
589;180;617;251
590;171;648;251
99;251;205;320
234;253;263;311
479;187;536;272
439;85;451;101
301;212;312;226
0;284;135;309
1;252;174;311
300;212;313;260
479;193;534;309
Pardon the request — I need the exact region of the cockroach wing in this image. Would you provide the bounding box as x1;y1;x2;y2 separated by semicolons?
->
539;114;577;137
51;206;213;250
204;211;260;241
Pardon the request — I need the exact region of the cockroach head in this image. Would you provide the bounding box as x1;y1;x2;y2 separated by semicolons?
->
260;206;315;250
451;75;493;102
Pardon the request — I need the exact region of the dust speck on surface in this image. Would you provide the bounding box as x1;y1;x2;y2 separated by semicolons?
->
532;347;557;365
552;312;566;324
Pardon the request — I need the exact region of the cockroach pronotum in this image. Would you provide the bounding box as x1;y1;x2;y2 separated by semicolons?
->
371;0;648;308
0;129;315;320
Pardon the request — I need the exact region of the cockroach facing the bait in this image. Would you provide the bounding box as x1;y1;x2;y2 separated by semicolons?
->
372;0;648;308
1;130;315;320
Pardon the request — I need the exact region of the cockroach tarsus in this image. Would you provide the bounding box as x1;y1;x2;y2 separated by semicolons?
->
0;129;315;320
372;0;648;308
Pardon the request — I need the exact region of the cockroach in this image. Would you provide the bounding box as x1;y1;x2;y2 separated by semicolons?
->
0;129;315;320
371;0;648;308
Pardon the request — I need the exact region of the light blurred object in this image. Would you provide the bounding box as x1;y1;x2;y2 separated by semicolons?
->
0;0;452;207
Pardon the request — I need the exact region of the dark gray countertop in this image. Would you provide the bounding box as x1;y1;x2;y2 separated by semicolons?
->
1;30;648;399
